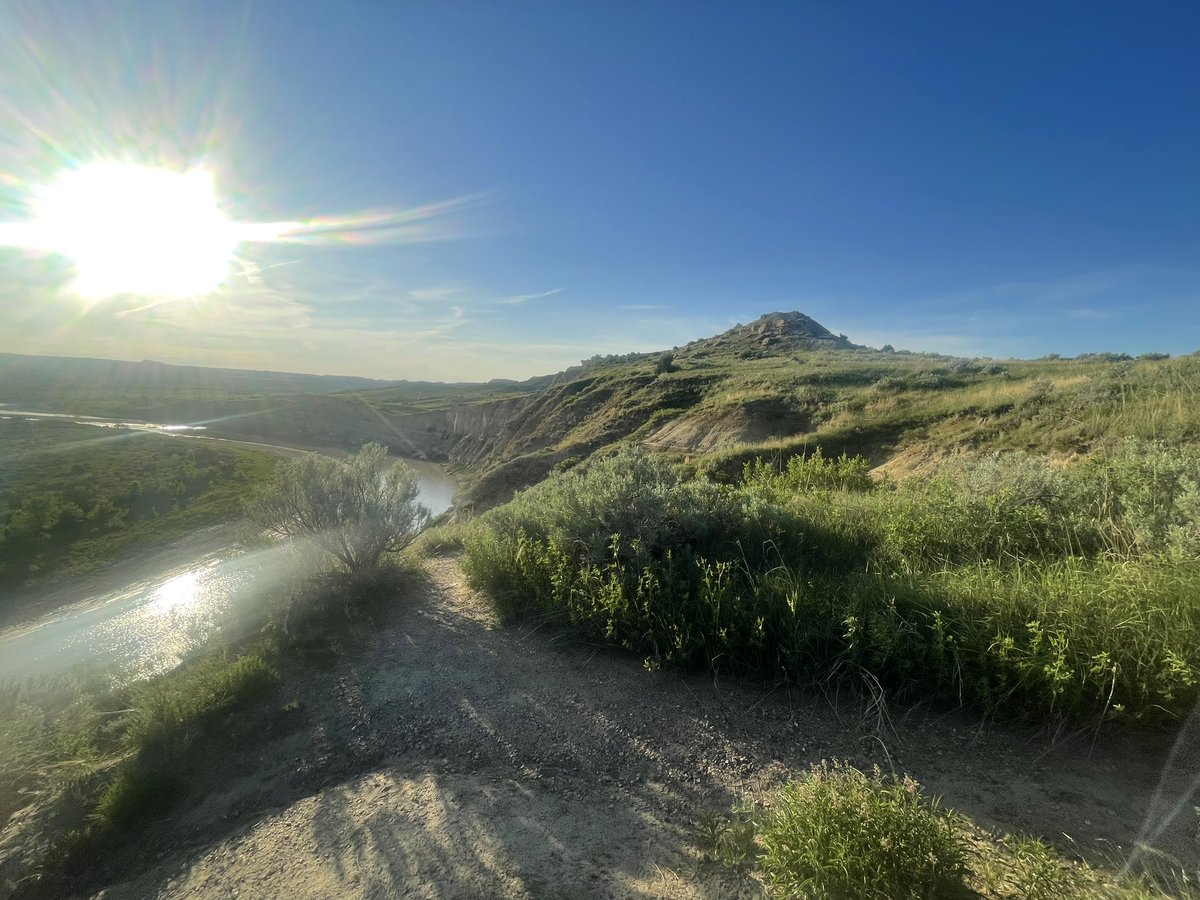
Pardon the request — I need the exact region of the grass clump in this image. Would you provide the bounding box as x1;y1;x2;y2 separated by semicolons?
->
116;652;277;762
700;774;1197;900
91;768;184;831
85;650;277;838
0;650;277;847
759;762;967;899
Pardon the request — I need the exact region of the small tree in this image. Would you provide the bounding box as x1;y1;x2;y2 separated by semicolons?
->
246;443;430;579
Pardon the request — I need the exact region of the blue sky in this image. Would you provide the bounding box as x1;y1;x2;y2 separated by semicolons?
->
1;1;1198;379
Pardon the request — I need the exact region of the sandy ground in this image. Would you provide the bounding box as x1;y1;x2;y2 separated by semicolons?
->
61;555;1200;898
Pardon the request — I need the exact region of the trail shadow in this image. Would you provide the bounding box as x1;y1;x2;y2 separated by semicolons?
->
67;560;1199;897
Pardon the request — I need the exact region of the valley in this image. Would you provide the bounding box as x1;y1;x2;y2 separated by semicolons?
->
2;315;1198;899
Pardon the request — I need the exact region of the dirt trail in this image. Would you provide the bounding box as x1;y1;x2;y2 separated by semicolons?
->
92;556;1195;899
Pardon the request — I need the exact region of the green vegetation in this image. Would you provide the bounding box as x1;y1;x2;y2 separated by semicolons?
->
357;380;542;415
462;443;1200;726
0;421;277;597
678;351;1200;481
0;649;277;856
0;351;395;418
699;764;1194;900
441;314;1198;511
757;762;967;899
245;442;430;580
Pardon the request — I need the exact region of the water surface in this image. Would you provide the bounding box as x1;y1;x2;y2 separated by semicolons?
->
0;452;456;683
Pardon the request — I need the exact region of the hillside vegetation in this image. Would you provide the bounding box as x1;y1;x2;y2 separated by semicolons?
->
0;352;400;419
0;420;276;603
435;312;1200;510
462;440;1200;728
26;312;1191;510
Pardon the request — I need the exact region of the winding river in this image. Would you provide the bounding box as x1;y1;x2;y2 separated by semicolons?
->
0;412;457;683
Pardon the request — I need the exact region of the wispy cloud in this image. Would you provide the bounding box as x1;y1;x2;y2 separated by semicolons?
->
241;259;302;287
409;285;463;303
498;287;563;305
235;192;494;247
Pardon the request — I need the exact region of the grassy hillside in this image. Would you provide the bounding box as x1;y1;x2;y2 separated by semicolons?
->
346;379;543;416
451;313;1198;510
447;314;1200;731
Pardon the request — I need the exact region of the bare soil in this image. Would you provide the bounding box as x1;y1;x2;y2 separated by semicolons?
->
50;556;1200;898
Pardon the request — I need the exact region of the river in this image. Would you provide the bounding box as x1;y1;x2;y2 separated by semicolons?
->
0;412;457;683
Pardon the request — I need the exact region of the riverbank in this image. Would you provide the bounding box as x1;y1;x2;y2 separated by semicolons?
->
0;419;457;637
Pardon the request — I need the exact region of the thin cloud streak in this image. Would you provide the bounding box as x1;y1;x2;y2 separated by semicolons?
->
232;192;494;247
409;285;463;302
497;287;563;305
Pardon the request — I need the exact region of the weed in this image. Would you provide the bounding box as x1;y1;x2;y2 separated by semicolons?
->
756;761;967;899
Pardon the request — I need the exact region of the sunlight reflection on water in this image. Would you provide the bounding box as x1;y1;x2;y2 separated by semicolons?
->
5;556;258;683
149;570;202;616
0;462;455;684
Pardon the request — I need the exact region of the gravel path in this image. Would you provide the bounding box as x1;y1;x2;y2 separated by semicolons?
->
90;555;1196;899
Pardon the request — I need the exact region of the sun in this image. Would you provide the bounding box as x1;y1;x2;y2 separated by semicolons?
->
28;162;239;299
0;163;480;301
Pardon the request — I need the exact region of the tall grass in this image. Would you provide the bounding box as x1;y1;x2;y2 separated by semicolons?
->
462;444;1200;726
0;650;277;842
757;762;967;900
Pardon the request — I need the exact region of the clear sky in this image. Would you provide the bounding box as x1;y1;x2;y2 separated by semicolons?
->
1;1;1197;380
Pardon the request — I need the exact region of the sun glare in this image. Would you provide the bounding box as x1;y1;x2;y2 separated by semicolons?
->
28;162;238;299
0;161;481;302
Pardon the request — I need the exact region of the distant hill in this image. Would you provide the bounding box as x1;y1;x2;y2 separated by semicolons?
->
0;353;402;418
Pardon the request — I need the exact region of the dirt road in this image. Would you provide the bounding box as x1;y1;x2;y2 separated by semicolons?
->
88;556;1195;898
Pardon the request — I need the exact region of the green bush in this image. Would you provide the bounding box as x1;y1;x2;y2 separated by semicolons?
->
758;761;967;900
463;444;1200;725
245;443;430;580
743;447;873;496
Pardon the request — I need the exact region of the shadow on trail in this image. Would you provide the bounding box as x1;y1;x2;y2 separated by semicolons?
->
82;557;1196;898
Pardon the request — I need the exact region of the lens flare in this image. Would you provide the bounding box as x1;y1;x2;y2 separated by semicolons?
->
19;163;237;299
0;160;486;302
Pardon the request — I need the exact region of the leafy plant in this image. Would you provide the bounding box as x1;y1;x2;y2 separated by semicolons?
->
757;761;967;900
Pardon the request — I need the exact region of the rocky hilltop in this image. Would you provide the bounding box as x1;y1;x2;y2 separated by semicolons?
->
694;311;862;356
